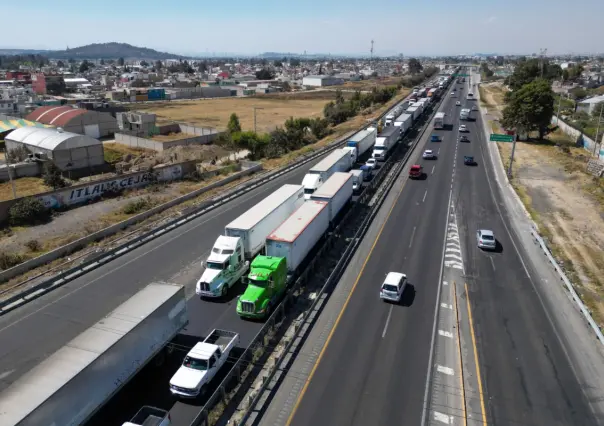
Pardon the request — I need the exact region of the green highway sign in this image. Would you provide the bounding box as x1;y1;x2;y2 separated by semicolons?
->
453;73;469;77
490;133;515;142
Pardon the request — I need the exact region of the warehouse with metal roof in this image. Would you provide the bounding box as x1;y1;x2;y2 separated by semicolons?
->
26;105;118;138
6;127;105;170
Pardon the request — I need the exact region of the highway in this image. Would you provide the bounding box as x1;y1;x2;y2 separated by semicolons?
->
452;72;598;425
284;89;459;426
282;73;599;426
0;151;333;425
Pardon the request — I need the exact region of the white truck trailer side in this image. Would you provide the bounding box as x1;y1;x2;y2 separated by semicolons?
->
266;200;330;273
0;283;188;426
393;113;413;135
309;172;353;223
434;112;446;129
406;106;420;120
344;127;377;162
372;126;399;161
302;148;352;198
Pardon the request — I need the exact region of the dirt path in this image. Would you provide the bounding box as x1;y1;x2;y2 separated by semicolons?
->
480;83;604;323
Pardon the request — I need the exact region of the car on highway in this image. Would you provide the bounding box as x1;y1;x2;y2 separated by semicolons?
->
464;155;475;165
430;134;441;142
456;101;461;106
471;105;478;111
460;135;470;142
365;158;379;171
380;272;407;303
476;229;497;250
459;124;468;132
450;91;455;96
422;149;436;159
409;165;423;179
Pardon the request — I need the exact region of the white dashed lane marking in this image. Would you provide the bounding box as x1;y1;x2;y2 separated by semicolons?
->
444;202;465;272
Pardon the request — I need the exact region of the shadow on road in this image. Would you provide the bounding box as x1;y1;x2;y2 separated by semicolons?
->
401;284;416;307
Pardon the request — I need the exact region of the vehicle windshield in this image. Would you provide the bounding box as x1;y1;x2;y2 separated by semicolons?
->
183;356;208;371
249;278;268;287
382;284;398;292
482;235;494;241
212;248;234;255
374;147;385;151
206;261;227;270
304;188;315;195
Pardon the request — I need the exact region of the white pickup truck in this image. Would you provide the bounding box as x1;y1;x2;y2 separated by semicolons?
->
123;406;170;426
169;329;240;398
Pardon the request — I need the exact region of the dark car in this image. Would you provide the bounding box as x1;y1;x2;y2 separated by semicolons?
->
464;156;475;165
460;135;470;142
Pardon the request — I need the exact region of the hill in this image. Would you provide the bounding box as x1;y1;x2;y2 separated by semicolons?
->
48;43;187;60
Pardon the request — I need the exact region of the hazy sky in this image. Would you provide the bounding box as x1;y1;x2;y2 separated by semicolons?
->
4;0;603;56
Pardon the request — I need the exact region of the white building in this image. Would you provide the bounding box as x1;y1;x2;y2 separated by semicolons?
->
577;95;604;115
302;75;343;87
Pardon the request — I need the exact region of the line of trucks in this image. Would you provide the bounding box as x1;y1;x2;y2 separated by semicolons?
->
0;77;455;426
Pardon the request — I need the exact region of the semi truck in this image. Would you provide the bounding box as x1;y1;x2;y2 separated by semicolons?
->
393;113;413;135
434;112;446;129
428;88;438;98
0;283;188;426
384;101;408;126
372;126;399;161
309;172;354;223
349;169;366;193
302;148;352;198
197;184;304;298
343;127;377;163
123;406;171;426
237;201;331;319
406;106;420;121
169;329;240;398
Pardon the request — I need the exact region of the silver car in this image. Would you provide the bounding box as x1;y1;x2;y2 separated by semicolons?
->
477;229;496;250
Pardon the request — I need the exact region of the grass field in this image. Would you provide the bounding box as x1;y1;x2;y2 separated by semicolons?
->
0;177;49;201
135;93;337;133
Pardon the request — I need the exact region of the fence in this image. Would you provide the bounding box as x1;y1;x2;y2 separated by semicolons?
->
115;124;221;152
553;115;604;160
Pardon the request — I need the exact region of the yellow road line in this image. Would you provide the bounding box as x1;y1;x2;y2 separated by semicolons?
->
465;282;488;425
285;174;409;425
453;281;467;426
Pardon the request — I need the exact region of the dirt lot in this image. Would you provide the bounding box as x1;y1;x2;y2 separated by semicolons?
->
481;83;604;324
339;77;402;91
135;93;335;133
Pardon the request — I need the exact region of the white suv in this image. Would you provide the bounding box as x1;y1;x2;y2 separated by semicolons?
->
380;272;407;303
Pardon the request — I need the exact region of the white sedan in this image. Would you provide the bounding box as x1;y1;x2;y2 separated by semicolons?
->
365;158;379;171
456;101;461;106
422;149;436;159
459;124;468;132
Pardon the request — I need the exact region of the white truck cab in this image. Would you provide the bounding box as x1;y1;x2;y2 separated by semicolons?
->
302;173;323;199
170;329;239;398
196;236;249;298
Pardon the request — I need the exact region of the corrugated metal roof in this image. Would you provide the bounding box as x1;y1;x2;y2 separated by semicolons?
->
7;127;101;150
0;119;51;132
25;105;87;126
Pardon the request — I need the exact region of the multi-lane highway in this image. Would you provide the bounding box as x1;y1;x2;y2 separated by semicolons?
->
276;87;460;426
267;73;600;426
0;152;336;424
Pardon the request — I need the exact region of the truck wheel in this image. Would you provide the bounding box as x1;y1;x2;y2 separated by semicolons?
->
221;285;228;298
265;303;272;318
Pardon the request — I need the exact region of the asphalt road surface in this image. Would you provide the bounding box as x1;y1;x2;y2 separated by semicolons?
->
288;92;459;426
454;77;598;425
0;154;331;425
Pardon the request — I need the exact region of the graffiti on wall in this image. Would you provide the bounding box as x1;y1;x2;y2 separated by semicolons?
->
37;166;183;209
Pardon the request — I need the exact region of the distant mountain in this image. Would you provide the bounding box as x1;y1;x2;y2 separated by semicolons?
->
48;43;187;60
0;48;50;55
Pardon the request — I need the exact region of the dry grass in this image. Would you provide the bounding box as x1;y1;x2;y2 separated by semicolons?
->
0;177;49;201
150;132;195;142
339;77;402;91
135;94;334;133
103;142;152;164
479;83;507;115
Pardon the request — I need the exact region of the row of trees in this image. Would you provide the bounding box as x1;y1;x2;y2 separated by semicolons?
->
323;87;399;126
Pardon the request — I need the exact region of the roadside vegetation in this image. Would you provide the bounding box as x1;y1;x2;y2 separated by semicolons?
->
480;61;604;327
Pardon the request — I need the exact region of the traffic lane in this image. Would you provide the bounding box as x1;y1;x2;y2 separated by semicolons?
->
290;125;456;426
455;127;598;425
0;160;317;392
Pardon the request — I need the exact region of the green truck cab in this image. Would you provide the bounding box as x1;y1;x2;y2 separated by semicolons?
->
237;256;288;319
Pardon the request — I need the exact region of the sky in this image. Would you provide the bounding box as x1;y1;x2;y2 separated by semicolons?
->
3;0;603;56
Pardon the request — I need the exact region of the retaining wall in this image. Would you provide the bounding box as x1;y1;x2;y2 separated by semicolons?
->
553;115;604;160
0;163;262;282
114;123;221;152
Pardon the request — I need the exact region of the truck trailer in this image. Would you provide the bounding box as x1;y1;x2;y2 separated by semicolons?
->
372;126;399;161
302;148;352;198
343;127;377;163
197;184;304;298
393;113;413;135
309;172;354;223
0;283;188;426
237;201;331;319
406;106;420;121
434;112;446;129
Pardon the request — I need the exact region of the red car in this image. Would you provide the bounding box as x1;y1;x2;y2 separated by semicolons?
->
409;165;423;179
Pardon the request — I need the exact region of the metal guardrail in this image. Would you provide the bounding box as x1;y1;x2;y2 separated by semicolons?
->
0;129;358;315
189;87;450;426
530;229;604;346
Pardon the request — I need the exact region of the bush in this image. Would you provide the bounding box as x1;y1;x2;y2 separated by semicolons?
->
0;252;25;270
122;197;154;215
8;198;50;226
24;239;42;252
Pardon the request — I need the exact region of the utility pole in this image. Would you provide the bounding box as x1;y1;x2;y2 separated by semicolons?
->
3;149;17;199
253;106;264;134
555;93;563;124
593;105;603;157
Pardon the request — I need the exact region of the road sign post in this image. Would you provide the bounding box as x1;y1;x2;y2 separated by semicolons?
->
508;134;518;178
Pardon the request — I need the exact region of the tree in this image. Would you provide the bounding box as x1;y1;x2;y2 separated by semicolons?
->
57;60;65;68
506;59;561;91
100;59;105;65
290;58;301;67
140;60;149;67
592;102;604;119
501;79;554;139
562;69;569;81
255;68;274;80
569;87;588;100
273;60;283;67
42;162;69;190
155;60;163;70
46;78;66;95
227;113;242;133
408;58;423;74
281;81;292;92
198;61;208;72
79;60;90;73
118;57;125;66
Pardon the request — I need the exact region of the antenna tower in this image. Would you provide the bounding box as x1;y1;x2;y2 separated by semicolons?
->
539;48;548;77
370;40;374;64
